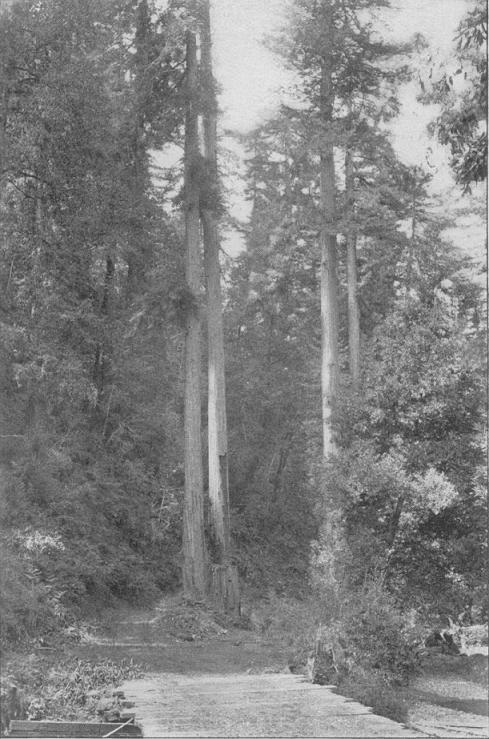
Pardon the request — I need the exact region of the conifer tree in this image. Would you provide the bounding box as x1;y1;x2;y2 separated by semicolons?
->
200;0;239;614
182;28;207;599
280;0;409;453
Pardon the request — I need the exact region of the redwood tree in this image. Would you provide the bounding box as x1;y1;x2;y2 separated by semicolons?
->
182;29;207;599
319;2;339;457
200;0;239;614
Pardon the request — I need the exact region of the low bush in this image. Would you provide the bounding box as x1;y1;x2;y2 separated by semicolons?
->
336;670;409;723
0;536;69;650
244;591;324;665
311;582;422;688
244;585;420;723
0;655;144;733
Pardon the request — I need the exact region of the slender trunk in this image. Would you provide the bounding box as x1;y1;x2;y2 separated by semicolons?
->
93;255;115;406
0;86;8;181
319;4;339;458
381;493;405;581
126;0;150;300
387;494;405;550
405;173;418;294
345;148;360;389
200;0;239;614
269;431;293;506
183;31;207;600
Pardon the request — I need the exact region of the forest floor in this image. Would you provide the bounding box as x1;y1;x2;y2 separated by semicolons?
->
69;593;488;738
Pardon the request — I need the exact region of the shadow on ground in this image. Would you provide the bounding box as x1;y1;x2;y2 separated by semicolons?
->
73;636;289;676
410;689;488;717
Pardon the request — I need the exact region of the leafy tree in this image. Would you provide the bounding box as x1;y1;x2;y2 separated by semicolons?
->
330;255;486;613
420;0;487;190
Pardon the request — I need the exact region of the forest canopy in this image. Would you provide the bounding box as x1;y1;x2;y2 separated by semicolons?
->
0;0;486;654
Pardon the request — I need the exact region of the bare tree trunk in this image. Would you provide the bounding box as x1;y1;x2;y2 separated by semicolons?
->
0;87;8;182
182;30;207;600
381;493;405;582
345;148;360;389
93;255;115;407
319;4;339;459
387;494;405;550
200;0;239;614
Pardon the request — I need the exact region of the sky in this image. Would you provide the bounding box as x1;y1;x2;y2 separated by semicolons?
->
207;0;486;262
212;0;468;139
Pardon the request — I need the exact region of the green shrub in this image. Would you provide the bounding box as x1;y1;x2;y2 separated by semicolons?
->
311;582;422;688
0;536;68;649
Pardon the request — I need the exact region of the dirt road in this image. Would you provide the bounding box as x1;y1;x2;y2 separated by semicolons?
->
76;597;429;738
121;671;424;737
74;597;487;738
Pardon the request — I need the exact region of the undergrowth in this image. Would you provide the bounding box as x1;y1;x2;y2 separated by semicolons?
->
246;583;422;723
336;671;410;723
0;655;144;735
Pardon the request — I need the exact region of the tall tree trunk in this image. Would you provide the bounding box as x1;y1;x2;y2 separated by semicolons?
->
200;0;239;615
182;30;207;600
319;3;339;458
345;148;360;389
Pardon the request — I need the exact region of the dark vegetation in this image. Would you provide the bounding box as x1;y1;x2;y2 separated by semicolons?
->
0;0;487;729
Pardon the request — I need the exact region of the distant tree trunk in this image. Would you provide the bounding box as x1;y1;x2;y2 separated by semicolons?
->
345;148;360;389
381;493;405;581
269;430;293;506
200;0;239;615
126;0;150;300
319;4;339;458
0;87;8;182
405;167;421;294
182;30;207;600
93;255;115;407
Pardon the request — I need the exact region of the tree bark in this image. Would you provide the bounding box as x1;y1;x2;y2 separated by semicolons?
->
182;30;207;600
200;0;239;614
345;148;360;389
319;3;339;458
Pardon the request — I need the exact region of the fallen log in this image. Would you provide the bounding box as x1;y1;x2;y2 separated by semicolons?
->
8;720;142;738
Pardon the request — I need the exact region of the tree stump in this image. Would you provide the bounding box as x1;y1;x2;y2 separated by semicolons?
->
210;563;240;617
1;684;26;734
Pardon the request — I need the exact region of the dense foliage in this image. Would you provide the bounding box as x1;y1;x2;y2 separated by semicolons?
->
0;0;187;646
419;0;487;190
